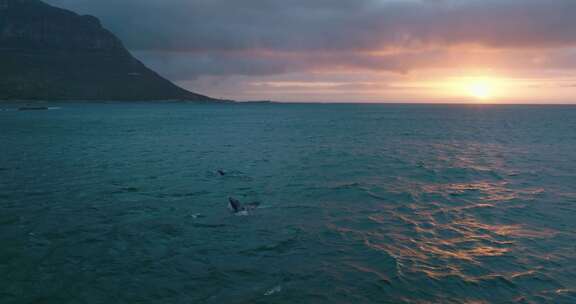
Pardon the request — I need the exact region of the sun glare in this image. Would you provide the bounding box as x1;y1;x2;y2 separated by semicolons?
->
467;81;493;100
456;76;505;102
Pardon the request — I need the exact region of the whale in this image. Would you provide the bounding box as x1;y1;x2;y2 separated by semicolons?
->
228;197;261;216
228;197;245;213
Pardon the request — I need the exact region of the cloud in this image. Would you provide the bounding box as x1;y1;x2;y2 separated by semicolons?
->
45;0;576;53
132;49;452;79
133;46;576;80
42;0;576;102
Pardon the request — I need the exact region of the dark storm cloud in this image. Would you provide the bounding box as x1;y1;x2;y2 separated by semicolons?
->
45;0;576;52
43;0;576;79
133;49;449;79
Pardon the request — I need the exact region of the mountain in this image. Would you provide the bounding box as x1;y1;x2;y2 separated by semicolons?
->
0;0;219;101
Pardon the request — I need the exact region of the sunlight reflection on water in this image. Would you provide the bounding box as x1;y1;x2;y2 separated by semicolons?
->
1;103;575;303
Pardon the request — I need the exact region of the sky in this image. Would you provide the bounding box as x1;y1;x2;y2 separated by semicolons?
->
46;0;576;103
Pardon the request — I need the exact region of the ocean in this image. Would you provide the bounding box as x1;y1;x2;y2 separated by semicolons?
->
1;103;575;303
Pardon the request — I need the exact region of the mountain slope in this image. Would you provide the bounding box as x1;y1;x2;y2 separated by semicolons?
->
0;0;218;101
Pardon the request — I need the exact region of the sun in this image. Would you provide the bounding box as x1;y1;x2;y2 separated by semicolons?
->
430;75;511;103
467;81;493;100
459;77;504;101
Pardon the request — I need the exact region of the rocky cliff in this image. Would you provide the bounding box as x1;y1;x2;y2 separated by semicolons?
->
0;0;217;101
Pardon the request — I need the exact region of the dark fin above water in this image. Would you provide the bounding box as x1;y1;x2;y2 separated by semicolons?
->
228;197;245;213
217;170;226;176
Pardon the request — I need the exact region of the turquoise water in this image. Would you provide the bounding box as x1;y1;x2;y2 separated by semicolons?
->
1;103;576;303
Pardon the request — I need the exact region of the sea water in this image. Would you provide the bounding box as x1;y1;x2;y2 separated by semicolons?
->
1;103;575;303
